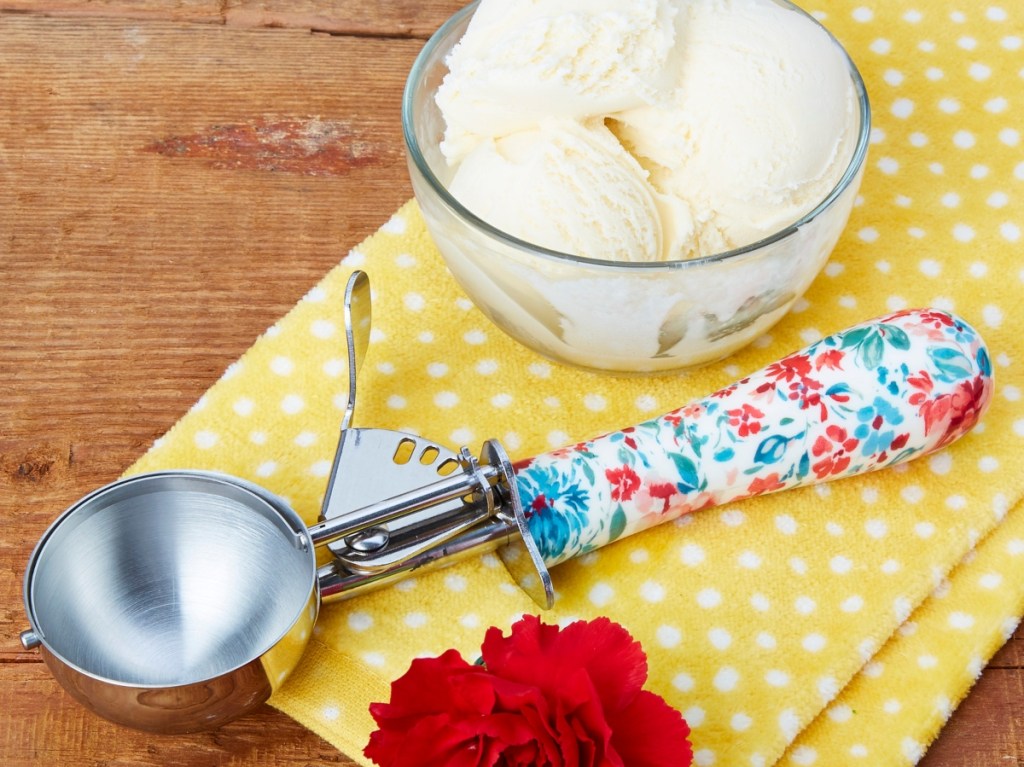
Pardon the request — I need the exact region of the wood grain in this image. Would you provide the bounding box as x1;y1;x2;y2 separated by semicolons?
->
1;2;1021;765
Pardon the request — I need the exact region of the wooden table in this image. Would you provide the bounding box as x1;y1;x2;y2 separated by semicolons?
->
1;2;1021;764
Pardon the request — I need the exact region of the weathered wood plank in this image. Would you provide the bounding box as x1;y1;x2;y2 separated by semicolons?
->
0;1;461;36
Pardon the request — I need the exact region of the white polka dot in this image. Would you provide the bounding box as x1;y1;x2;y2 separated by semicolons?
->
434;391;459;408
281;394;304;414
714;667;739;692
731;713;753;732
381;214;407;234
982;306;1004;329
634;394;658;412
194;430;218;449
348;611;373;631
884;698;902;714
426;362;448;378
404;612;427;628
680;543;706;566
463;329;487;345
947;495;968;511
903;9;922;22
790;557;808;575
361;652;385;668
584;393;607;412
775;515;798;535
863;661;885;678
791;746;819;766
902;485;925;504
939;98;961;114
919;259;941;277
589;582;614;607
751;593;771;612
672;672;695;693
693;749;714;766
779;709;800;740
882;559;902;574
229;397;256;419
877;156;899;174
953;223;976;242
490;393;513;409
802;634;827;652
684;706;706;727
953;129;976;149
641;581;666;603
738;550;762;569
852;6;873;22
444;574;467;592
255;460;277;478
697;588;722;608
969;62;992;81
828;704;853;723
894;597;913;622
270;356;294;375
657;625;682;648
865;518;888;538
475;358;499;375
830;555;853;574
708;627;732;650
307;459;330;480
891;98;914;118
918;654;938;669
883;68;904;86
795;596;817;615
869;38;891;54
902;739;924;762
321;705;340;721
842;595;865;613
311;319;336;339
756;632;777;650
765;669;789;687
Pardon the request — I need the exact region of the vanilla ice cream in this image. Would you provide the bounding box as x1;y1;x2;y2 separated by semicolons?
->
406;0;867;371
436;0;859;262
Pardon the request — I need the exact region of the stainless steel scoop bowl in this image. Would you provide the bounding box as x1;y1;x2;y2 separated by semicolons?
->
20;270;549;733
21;471;319;733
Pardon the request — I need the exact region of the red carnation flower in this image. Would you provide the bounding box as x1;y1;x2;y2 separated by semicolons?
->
365;616;692;767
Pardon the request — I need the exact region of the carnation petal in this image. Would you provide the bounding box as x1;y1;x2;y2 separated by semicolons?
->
482;616;648;713
607;690;693;767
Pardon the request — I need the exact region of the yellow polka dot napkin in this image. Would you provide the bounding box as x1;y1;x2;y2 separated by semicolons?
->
129;2;1023;765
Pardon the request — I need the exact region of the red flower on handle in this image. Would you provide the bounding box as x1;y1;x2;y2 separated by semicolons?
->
606;465;642;502
365;616;693;767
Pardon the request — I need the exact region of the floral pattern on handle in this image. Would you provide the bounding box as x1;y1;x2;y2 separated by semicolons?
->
513;309;993;567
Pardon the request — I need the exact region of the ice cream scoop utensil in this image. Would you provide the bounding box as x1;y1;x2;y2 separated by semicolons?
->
19;272;992;733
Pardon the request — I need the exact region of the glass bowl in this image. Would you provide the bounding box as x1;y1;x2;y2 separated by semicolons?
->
402;1;870;374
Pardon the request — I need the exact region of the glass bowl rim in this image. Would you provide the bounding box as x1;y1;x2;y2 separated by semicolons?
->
402;0;872;273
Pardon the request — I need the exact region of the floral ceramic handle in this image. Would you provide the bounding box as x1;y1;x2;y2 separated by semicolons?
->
514;309;993;567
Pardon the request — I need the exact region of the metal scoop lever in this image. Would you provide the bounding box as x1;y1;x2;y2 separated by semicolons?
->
315;278;993;608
